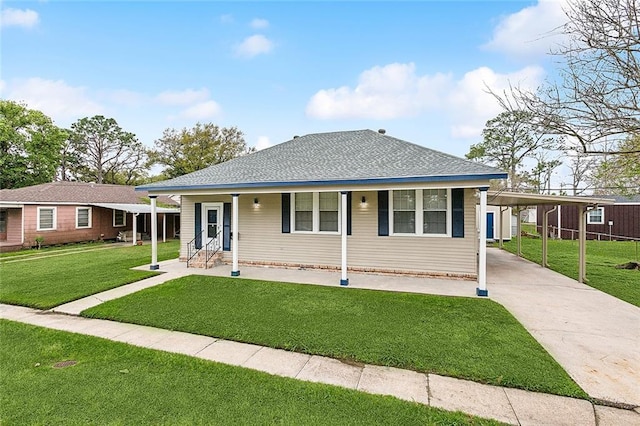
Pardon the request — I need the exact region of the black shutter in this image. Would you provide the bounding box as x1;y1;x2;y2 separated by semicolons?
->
281;193;291;233
223;202;231;251
194;202;202;249
378;190;389;236
452;188;464;238
347;192;352;235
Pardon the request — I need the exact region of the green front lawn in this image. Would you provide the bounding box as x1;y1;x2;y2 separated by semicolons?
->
0;320;500;425
0;241;179;309
503;238;640;307
82;276;586;398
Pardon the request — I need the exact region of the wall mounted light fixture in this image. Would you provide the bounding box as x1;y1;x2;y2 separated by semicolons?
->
253;198;259;205
361;196;366;203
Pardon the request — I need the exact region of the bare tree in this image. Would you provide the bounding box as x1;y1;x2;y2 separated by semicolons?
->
564;150;597;195
493;0;640;155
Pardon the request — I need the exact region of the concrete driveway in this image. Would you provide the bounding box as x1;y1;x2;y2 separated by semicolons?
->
487;248;640;408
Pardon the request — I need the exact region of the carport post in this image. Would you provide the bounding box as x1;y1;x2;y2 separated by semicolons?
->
132;213;138;246
477;187;488;297
542;206;557;268
498;206;508;249
340;191;349;286
516;208;522;257
578;205;587;283
149;196;159;270
231;194;240;277
162;213;166;243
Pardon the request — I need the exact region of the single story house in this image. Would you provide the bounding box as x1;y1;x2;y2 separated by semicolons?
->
138;129;507;296
0;182;180;251
537;194;640;240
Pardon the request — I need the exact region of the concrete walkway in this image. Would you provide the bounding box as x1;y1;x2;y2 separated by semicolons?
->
2;303;638;426
487;248;640;408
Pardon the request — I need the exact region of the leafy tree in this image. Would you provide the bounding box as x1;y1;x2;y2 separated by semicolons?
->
494;0;640;155
0;100;66;189
526;152;562;194
466;110;556;191
592;135;640;195
564;150;597;195
69;115;147;185
149;123;252;178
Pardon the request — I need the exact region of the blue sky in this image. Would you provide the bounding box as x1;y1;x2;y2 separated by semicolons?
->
1;0;568;162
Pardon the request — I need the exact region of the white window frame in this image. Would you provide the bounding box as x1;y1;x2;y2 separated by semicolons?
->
76;207;92;229
113;209;127;227
37;207;57;231
389;188;452;237
290;192;341;234
587;207;605;225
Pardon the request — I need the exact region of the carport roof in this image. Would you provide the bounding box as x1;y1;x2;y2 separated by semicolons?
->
90;203;180;214
487;191;615;207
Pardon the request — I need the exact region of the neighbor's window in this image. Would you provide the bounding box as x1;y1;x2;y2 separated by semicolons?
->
423;189;447;234
587;207;604;225
319;192;339;232
76;207;92;229
37;207;56;231
113;210;126;227
0;209;6;233
393;190;416;233
294;193;313;231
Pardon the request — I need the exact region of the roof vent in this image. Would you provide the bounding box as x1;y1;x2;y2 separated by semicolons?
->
293;135;299;139
378;129;386;134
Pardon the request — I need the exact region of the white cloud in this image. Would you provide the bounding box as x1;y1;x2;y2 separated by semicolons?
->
306;63;450;120
250;18;269;29
483;0;568;57
234;34;274;58
180;100;221;120
305;62;544;140
220;14;234;24
0;77;103;123
446;66;545;138
155;88;210;106
255;136;272;151
1;8;39;29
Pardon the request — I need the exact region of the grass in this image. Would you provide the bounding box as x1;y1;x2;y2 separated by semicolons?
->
0;240;180;309
0;240;110;259
0;320;502;425
503;237;640;307
82;276;587;398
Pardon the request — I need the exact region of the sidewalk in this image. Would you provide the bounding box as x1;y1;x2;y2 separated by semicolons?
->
2;304;638;426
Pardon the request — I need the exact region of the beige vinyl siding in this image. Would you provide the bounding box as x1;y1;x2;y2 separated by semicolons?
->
182;189;477;276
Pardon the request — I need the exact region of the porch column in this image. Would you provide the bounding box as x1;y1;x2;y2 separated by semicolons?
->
477;187;488;296
150;196;159;270
132;213;138;245
340;191;348;286
578;205;587;283
231;194;240;276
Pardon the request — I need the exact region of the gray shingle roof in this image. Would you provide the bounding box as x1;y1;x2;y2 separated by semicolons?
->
138;129;506;191
0;182;178;205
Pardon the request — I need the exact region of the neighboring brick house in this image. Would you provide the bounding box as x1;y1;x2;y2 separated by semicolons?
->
0;182;180;251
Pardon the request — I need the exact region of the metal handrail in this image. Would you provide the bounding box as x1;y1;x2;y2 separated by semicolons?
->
187;229;223;268
187;230;205;268
204;229;223;267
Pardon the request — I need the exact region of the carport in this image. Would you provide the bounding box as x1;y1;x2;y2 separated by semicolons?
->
485;191;614;283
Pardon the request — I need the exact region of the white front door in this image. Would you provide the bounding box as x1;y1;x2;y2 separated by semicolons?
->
202;203;223;250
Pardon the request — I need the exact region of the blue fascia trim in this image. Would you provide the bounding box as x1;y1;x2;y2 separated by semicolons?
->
476;288;488;297
135;173;508;193
231;270;240;277
340;279;349;286
150;264;160;270
478;186;490;192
